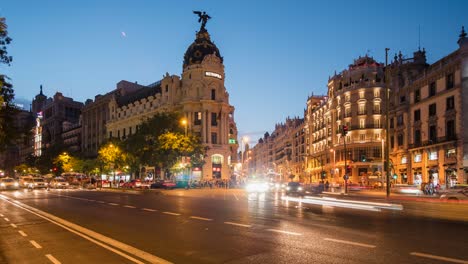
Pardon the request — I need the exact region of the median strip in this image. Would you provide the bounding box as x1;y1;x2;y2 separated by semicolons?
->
224;221;252;228
324;238;376;248
410;252;468;264
45;254;61;264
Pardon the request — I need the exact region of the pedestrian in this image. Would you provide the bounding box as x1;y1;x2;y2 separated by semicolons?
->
325;180;330;191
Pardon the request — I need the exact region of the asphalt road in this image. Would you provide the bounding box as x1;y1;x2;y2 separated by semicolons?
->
0;188;467;264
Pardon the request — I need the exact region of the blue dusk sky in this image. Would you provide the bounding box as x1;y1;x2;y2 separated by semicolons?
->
1;0;467;145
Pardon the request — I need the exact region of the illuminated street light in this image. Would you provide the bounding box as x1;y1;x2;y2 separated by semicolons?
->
181;118;188;136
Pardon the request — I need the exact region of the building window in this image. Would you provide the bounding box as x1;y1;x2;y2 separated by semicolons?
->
446;120;456;140
358;104;366;115
117;130;120;139
374;118;380;128
109;131;113;138
429;125;437;143
414;129;421;145
429;82;436;97
374;132;380;140
165;85;168;92
400;96;406;104
414;109;421;122
397;133;403;146
429;103;436;116
374;89;380;98
123;128;126;138
397;115;403;126
211;112;218;126
446;148;456;158
390;136;394;148
345;94;350;102
390;118;394;128
345;107;351;118
194;112;202;125
446;96;455;111
446;73;454;89
359;134;365;141
129;127;132;135
429;151;438;160
211;89;216;100
414;89;420;103
414;153;422;162
373;104;380;114
360;119;365;128
359;91;365;99
401;156;407;164
211;132;217;144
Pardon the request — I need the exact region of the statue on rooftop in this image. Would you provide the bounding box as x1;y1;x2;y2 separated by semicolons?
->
193;11;211;32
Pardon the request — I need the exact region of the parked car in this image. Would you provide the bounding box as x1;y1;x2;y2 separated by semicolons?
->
97;179;110;188
49;177;69;189
122;179;142;189
150;180;176;189
285;182;305;196
0;178;20;190
29;177;48;189
440;188;468;202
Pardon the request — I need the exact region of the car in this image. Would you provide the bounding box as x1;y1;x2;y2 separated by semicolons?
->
0;178;20;190
285;182;305;196
440;188;468;202
49;177;69;189
347;183;372;191
122;179;142;189
28;177;48;189
150;180;176;189
269;181;287;191
99;180;111;188
392;184;423;195
19;176;33;188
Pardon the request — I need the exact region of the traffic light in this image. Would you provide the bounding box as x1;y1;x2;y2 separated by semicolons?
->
341;125;349;136
321;171;326;179
346;165;351;174
361;155;366;162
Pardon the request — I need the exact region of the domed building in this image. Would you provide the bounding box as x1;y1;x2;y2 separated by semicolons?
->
105;17;238;180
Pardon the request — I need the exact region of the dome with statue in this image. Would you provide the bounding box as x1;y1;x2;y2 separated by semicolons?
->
183;30;223;69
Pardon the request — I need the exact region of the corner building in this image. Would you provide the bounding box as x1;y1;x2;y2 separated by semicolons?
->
106;28;238;180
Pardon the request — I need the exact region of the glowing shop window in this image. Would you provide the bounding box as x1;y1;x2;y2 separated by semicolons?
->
429;151;438;160
414;154;422;162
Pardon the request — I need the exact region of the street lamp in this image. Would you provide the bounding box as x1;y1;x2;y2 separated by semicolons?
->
180;118;188;136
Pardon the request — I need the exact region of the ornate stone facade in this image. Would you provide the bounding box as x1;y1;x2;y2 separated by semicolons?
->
106;29;238;180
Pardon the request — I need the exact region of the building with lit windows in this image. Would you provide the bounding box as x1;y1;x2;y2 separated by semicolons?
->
105;26;238;180
388;27;468;186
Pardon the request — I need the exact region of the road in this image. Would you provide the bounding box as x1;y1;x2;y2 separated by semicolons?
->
0;188;467;264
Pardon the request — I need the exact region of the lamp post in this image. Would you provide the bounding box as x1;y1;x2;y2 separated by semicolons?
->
385;48;391;198
241;136;248;177
181;118;188;136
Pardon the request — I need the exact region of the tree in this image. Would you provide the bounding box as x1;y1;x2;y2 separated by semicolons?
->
0;17;16;152
98;141;126;178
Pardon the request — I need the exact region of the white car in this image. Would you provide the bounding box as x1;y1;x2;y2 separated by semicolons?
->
0;178;20;190
440;188;468;202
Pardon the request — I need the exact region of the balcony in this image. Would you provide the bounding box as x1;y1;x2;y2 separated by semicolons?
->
357;111;367;115
373;110;382;114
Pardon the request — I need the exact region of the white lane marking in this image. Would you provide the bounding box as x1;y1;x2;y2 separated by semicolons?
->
10;223;17;228
163;212;181;216
0;213;3;217
410;252;468;264
190;216;213;221
266;229;302;236
142;208;157;212
45;254;61;264
124;205;136;209
0;194;172;264
233;193;239;201
324;238;376;248
98;201;106;203
108;203;119;206
30;240;42;249
224;221;252;228
4;217;9;222
19;230;27;237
